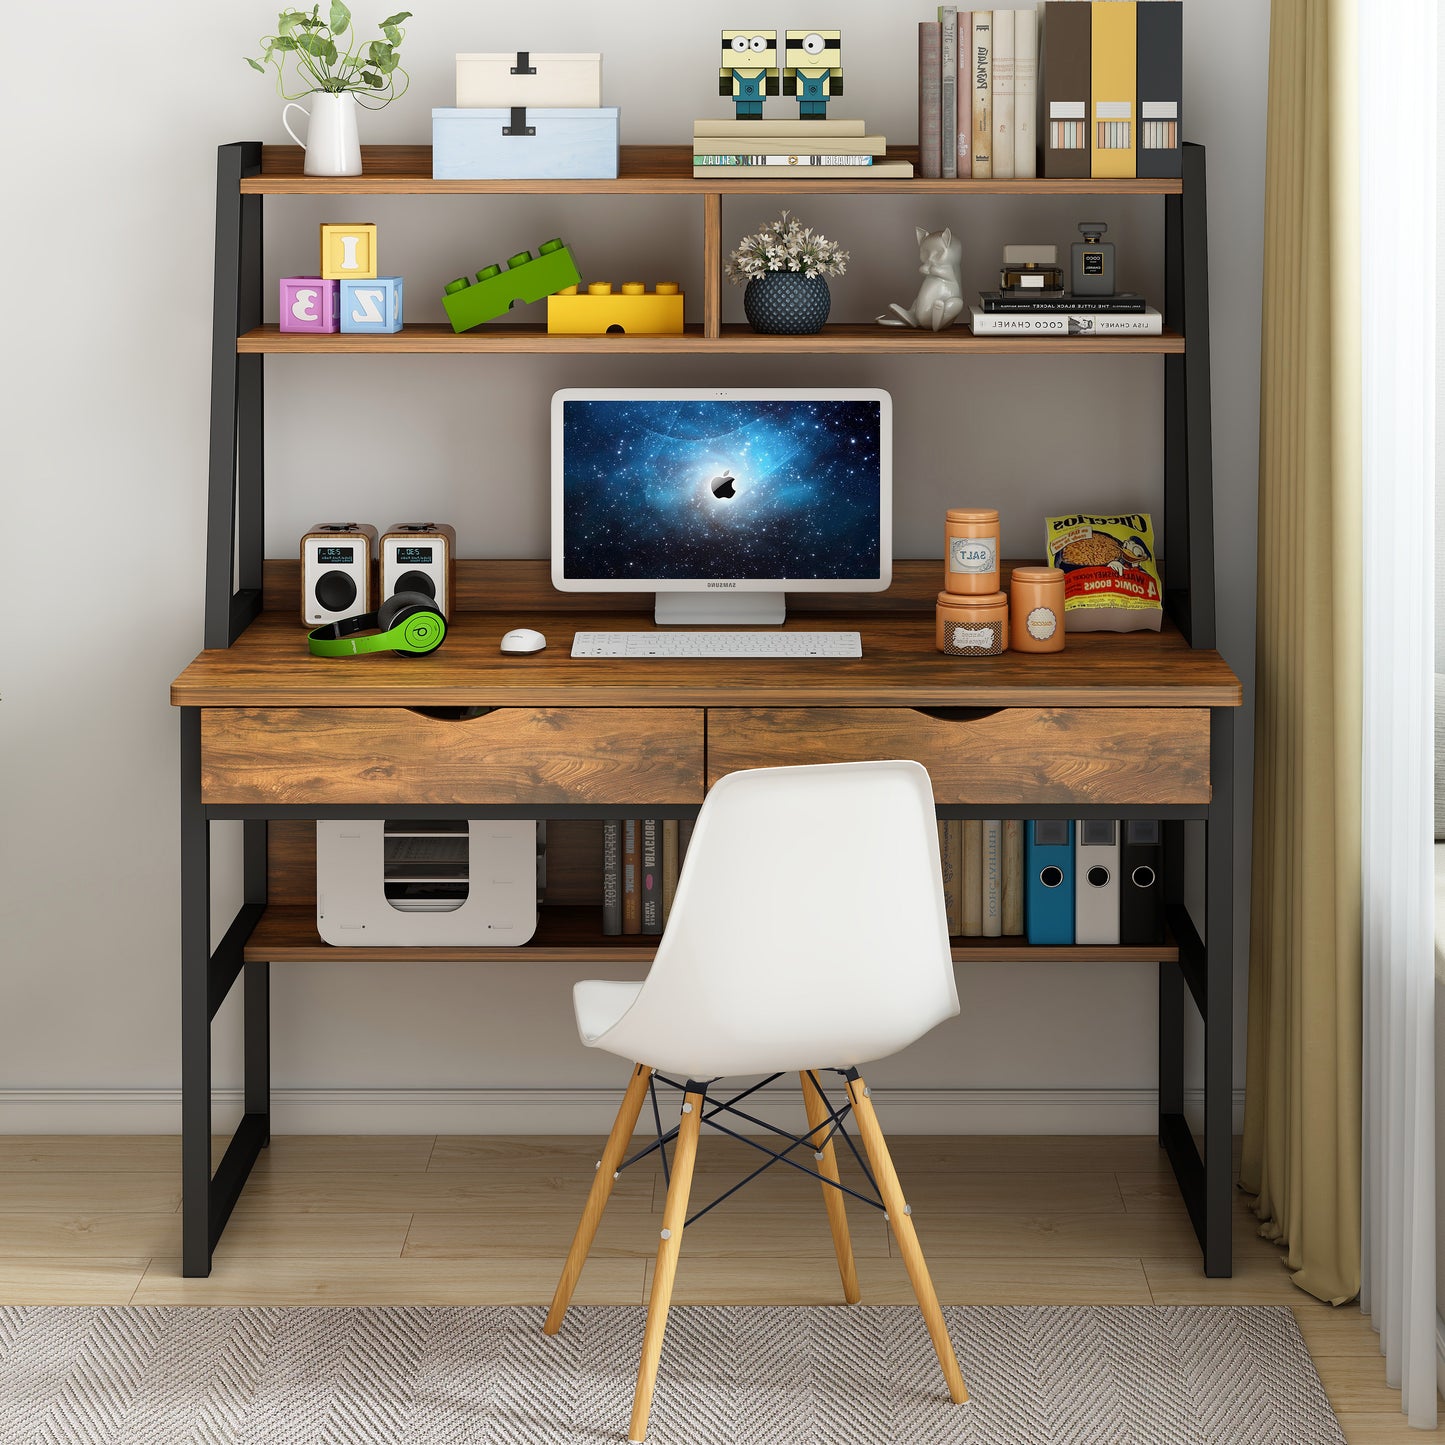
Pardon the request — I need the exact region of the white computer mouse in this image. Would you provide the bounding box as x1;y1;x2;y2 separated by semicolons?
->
499;627;547;655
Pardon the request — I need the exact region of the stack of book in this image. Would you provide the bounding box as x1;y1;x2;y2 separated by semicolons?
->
917;2;1183;181
969;290;1162;335
938;820;1026;937
692;119;914;178
601;819;693;936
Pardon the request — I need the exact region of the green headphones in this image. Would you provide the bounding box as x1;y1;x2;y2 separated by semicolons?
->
308;590;447;657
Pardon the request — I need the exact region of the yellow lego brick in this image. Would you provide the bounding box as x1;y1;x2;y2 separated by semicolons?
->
547;283;684;335
320;223;378;281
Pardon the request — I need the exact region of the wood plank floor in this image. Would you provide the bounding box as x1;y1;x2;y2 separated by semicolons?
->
0;1132;1436;1442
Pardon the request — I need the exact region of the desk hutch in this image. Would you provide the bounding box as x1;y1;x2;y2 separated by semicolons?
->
172;141;1240;1278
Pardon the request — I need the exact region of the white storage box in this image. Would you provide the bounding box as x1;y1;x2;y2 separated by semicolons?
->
456;51;601;109
316;819;540;946
432;107;620;180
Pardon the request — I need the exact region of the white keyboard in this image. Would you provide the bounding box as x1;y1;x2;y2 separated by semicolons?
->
571;630;862;659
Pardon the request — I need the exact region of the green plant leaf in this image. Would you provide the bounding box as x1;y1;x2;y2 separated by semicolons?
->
271;34;296;49
361;69;383;86
246;56;266;70
295;31;329;54
382;24;400;44
277;9;304;34
369;39;397;71
379;11;412;26
329;1;350;34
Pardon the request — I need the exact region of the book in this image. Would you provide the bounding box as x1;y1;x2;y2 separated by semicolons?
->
962;819;983;936
981;819;1003;937
694;117;868;137
692;135;888;155
979;289;1148;312
971;11;993;178
991;9;1014;180
1091;0;1137;178
939;8;958;178
969;304;1162;335
1136;0;1183;178
1002;818;1025;934
661;819;680;924
1039;1;1090;178
601;819;622;936
678;818;694;872
919;22;943;179
1013;7;1038;178
622;818;640;935
693;154;880;166
938;820;963;935
640;818;661;934
691;162;914;178
956;11;973;175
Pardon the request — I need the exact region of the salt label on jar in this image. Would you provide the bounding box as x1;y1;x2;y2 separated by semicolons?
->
949;536;997;576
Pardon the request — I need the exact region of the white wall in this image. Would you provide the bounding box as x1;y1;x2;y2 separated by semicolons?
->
0;0;1268;1131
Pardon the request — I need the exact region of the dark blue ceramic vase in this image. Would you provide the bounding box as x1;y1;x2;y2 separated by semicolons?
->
743;271;831;334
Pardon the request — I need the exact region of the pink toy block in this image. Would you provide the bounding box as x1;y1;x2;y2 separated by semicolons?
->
279;277;339;333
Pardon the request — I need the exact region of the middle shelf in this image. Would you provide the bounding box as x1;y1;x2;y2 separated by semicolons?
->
238;321;1185;356
245;903;1181;964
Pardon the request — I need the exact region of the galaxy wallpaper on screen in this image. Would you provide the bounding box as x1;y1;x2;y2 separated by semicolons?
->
560;399;883;580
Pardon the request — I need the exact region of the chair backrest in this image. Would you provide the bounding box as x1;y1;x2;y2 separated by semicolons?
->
595;760;960;1078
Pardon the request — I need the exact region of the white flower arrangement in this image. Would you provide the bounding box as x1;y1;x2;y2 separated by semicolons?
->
724;211;849;285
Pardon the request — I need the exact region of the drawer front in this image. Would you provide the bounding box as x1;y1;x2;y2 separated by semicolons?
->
706;707;1210;806
201;707;704;806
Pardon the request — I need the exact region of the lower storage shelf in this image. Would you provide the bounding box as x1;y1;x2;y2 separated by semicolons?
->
243;903;1179;965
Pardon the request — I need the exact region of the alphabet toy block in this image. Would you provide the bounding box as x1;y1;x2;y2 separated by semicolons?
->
320;222;378;280
279;277;340;333
441;238;581;334
340;276;404;333
547;282;685;335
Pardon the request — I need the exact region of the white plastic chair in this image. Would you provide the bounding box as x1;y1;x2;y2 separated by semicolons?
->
544;760;968;1442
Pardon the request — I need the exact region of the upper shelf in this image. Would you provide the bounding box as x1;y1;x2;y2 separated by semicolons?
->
239;321;1184;356
242;144;1187;196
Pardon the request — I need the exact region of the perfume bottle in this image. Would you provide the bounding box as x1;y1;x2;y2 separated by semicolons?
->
1000;244;1063;294
1071;222;1116;296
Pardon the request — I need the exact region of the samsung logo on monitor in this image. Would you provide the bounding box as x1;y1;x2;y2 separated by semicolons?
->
706;581;738;589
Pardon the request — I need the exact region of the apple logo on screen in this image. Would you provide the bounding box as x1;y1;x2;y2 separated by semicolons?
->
710;469;737;499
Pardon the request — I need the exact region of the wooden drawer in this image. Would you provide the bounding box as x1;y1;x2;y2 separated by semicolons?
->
706;707;1210;806
200;707;704;805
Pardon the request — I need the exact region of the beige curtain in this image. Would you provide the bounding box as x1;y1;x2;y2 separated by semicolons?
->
1240;0;1362;1306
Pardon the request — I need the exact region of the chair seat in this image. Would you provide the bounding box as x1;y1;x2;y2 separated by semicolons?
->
574;979;645;1045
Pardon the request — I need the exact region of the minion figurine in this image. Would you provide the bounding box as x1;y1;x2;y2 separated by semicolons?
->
783;30;843;119
719;30;780;120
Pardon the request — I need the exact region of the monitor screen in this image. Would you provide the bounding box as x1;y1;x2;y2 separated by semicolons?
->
552;390;890;590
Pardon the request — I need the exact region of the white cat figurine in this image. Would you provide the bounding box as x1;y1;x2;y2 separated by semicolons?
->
877;226;964;331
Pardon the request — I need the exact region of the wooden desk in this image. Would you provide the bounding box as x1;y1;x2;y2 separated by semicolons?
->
172;561;1242;1278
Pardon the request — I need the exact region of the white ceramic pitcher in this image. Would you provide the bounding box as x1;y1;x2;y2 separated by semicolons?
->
282;92;362;177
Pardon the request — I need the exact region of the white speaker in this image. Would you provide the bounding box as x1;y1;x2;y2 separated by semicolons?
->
316;819;540;946
380;522;456;616
301;522;377;626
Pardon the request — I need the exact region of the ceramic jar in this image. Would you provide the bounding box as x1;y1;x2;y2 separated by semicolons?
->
936;590;1009;656
1009;566;1066;652
944;507;1001;594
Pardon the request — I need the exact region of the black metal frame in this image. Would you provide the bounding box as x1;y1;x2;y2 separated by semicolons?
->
181;140;1233;1277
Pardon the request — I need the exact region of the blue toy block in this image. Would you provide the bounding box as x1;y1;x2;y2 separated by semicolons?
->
339;276;404;334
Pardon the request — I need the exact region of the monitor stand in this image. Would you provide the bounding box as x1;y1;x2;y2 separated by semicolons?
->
653;590;786;626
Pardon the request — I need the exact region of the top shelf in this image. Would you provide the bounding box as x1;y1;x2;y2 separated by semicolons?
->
242;144;1186;196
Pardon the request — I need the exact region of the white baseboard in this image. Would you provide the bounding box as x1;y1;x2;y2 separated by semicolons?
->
0;1087;1247;1136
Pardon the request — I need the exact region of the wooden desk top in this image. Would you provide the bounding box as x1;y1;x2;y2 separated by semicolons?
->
172;562;1242;709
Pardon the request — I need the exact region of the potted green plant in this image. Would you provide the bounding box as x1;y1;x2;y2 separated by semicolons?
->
725;211;849;335
247;5;412;176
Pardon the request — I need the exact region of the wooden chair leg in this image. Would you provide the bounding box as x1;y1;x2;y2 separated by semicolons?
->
801;1071;861;1305
544;1063;653;1335
628;1085;705;1444
846;1072;969;1405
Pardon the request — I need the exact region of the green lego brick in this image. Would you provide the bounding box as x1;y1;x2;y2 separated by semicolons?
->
442;239;582;333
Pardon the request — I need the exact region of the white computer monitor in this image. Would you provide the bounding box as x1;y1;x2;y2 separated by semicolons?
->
551;388;892;624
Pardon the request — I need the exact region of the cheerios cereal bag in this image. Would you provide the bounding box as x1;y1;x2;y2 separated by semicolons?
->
1044;512;1163;632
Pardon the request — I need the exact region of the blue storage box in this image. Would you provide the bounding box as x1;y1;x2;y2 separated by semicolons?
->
432;107;620;180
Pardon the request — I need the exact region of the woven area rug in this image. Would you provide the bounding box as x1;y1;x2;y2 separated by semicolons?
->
0;1303;1344;1444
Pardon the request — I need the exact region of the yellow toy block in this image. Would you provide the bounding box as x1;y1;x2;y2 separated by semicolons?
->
320;223;378;281
547;282;685;335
